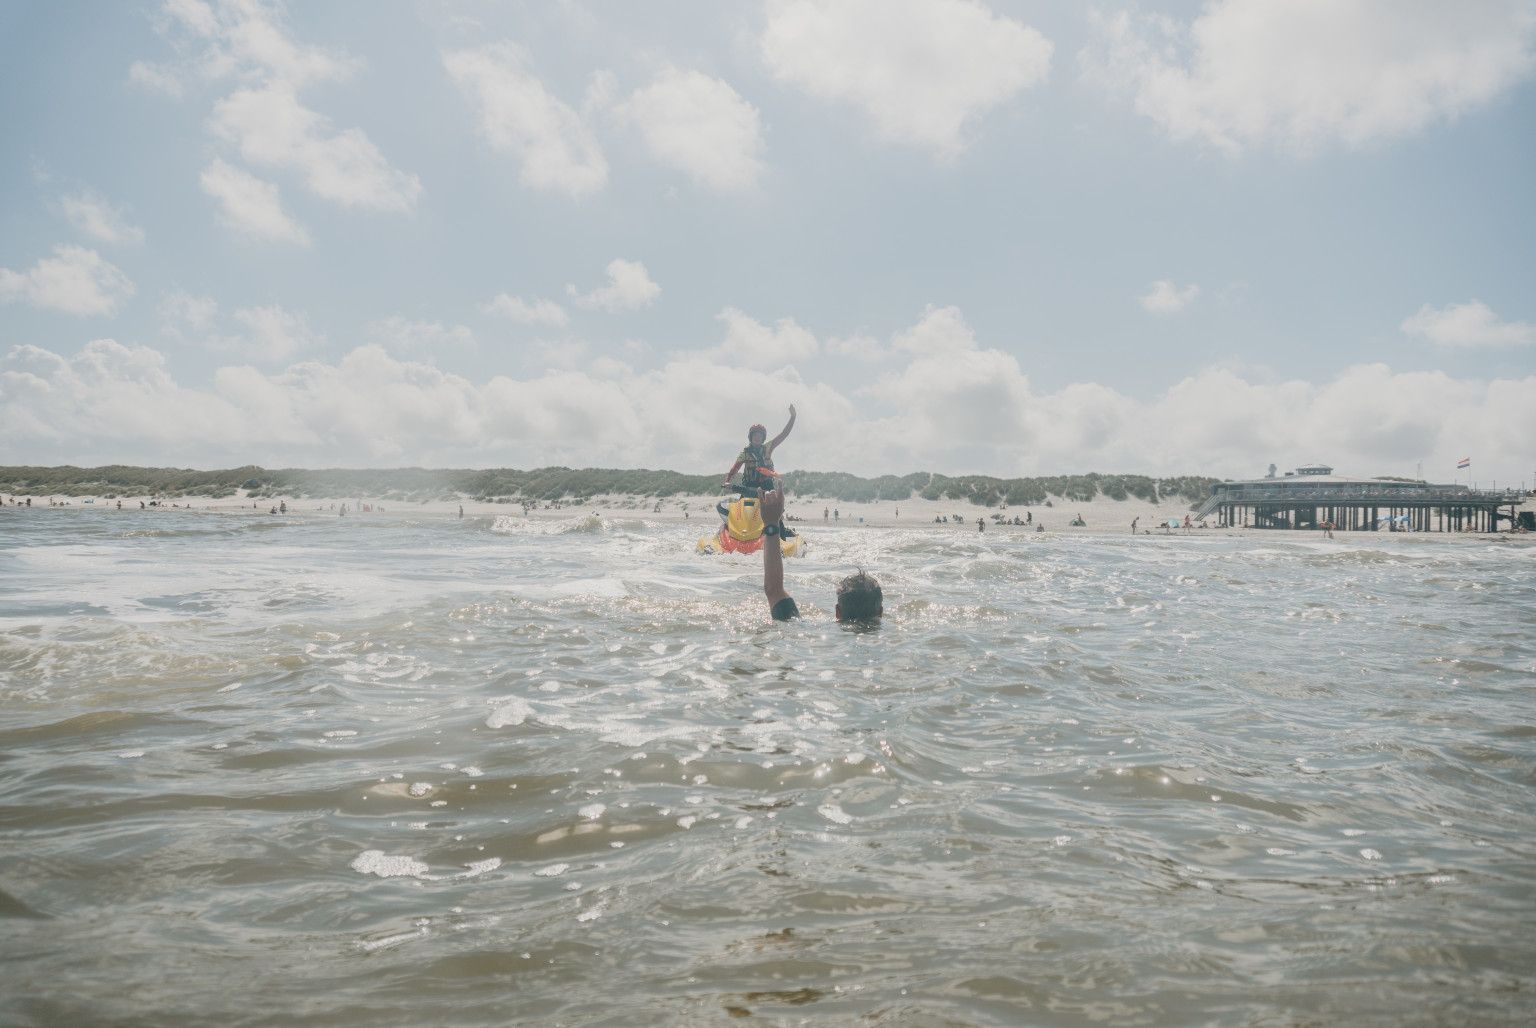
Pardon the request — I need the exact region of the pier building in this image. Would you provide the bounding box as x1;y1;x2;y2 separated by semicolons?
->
1193;464;1524;532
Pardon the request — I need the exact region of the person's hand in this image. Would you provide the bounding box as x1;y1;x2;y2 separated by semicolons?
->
788;403;796;418
758;486;785;524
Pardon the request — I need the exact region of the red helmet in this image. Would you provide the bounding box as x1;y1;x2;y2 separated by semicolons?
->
748;423;767;439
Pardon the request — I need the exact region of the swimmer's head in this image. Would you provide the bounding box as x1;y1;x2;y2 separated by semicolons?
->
835;569;882;623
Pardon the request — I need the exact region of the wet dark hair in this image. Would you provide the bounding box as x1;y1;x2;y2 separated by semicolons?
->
836;569;883;622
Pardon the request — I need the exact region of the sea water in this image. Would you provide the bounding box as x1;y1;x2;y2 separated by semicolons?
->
1;508;1533;1025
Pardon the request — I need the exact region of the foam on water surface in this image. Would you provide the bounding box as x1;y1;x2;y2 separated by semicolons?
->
1;508;1533;1025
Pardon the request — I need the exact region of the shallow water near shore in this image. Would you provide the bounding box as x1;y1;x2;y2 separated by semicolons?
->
2;508;1534;1026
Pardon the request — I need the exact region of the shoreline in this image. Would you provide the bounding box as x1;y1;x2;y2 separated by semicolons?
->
10;490;1532;543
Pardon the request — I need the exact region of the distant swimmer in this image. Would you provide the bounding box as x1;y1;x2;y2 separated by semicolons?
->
759;486;881;625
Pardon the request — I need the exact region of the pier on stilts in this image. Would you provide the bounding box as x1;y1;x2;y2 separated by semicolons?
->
1193;464;1526;533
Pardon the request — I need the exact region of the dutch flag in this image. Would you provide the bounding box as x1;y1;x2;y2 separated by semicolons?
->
1457;457;1471;469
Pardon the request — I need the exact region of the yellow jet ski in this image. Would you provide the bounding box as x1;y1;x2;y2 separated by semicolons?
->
697;495;805;557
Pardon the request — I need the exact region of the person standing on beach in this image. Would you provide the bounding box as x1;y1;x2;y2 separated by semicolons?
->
759;486;881;624
1131;516;1138;534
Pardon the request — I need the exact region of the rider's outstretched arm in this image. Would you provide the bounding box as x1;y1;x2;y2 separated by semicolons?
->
769;404;796;452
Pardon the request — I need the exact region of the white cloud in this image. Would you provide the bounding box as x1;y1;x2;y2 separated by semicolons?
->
60;191;146;245
0;245;135;317
482;294;569;327
162;0;219;41
1081;1;1536;154
160;290;220;335
825;333;884;361
6;329;1535;481
443;42;608;197
761;0;1053;156
154;0;358;89
1140;280;1200;314
621;68;765;191
209;85;420;211
366;316;476;356
140;1;417;214
0;339;249;456
128;59;185;97
568;259;660;311
200;158;310;244
865;307;1033;455
155;291;318;361
892;304;979;355
231;304;323;362
711;307;819;369
1401;300;1536;348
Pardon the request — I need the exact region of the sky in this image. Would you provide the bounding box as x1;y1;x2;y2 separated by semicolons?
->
1;0;1534;486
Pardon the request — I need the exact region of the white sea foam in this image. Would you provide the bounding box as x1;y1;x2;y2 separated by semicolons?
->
817;803;852;825
350;850;430;878
486;697;533;728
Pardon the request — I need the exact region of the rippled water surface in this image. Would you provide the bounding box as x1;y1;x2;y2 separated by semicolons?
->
3;508;1534;1026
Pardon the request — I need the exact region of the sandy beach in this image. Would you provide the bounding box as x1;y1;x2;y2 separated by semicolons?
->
20;488;1533;543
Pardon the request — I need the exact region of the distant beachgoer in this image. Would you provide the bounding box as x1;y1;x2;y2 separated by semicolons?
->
1026;511;1032;525
834;508;840;520
824;507;829;520
1183;514;1192;533
458;505;464;519
977;517;985;532
1131;516;1138;534
759;486;881;624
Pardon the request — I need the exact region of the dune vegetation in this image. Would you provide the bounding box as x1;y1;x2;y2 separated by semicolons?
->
0;465;1221;507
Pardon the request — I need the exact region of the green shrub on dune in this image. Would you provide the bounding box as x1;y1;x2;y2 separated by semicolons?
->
0;465;1221;508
